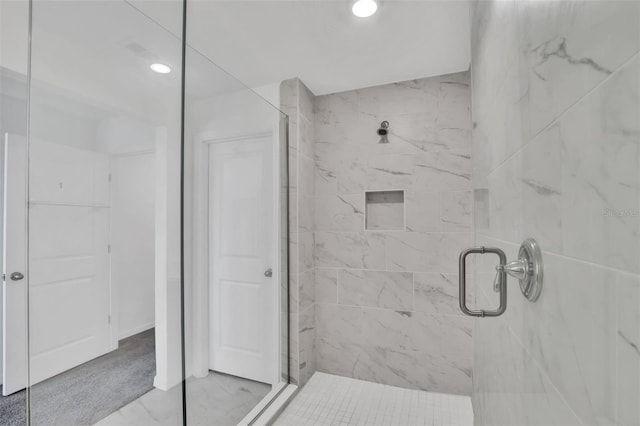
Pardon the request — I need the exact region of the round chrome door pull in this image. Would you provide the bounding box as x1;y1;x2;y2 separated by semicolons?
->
10;272;24;281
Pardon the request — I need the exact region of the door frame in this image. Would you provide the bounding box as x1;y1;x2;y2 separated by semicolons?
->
2;133;28;395
191;129;281;386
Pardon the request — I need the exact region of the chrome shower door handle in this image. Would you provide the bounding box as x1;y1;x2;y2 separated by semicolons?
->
459;247;507;317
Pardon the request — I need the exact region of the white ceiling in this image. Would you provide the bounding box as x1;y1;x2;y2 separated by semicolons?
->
133;0;471;95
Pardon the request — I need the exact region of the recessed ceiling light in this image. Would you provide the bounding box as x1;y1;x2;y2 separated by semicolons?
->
150;63;171;74
352;0;378;18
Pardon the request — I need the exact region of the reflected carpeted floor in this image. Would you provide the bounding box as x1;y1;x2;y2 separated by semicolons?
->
0;328;155;426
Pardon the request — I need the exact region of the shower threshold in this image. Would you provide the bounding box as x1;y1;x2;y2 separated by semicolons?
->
274;372;473;426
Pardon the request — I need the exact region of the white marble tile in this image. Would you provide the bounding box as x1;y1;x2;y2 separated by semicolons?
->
315;268;338;304
315;303;473;395
315;231;385;269
519;126;562;253
298;269;315;311
289;312;300;385
287;190;297;232
287;146;297;192
616;273;640;426
357;78;440;118
559;56;640;274
94;385;182;426
315;193;364;232
298;304;316;386
351;345;472;395
414;273;471;315
468;3;640;423
316;303;364;346
439;315;473;359
298;195;314;233
282;77;316;388
360;309;441;355
96;373;271;426
385;232;472;273
524;0;640;137
298;231;314;272
524;253;617;425
486;124;563;252
298;153;314;199
413;151;472;192
437;80;471;130
441;191;473;231
338;269;413;310
314;140;339;196
405;191;441;232
298;79;315;122
385;113;441;154
312;73;473;397
337;153;414;195
298;114;314;159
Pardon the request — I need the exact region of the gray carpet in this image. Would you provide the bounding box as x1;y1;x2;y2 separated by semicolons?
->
0;328;156;426
0;385;26;426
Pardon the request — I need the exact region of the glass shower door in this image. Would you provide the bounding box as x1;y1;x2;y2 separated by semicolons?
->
25;1;185;424
182;14;290;423
13;1;290;425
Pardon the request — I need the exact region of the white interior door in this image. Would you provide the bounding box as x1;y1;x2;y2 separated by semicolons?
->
209;136;275;384
2;134;28;396
27;139;111;386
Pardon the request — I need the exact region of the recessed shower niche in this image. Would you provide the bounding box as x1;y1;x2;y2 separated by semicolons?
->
364;190;405;230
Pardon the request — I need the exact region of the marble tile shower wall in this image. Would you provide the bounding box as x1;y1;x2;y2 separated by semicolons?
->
313;73;474;395
470;1;640;425
281;78;317;386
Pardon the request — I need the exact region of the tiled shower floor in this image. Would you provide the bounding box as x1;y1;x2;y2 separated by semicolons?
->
274;373;473;426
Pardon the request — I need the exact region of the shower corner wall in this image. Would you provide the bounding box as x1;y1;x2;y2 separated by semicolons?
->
280;78;317;387
282;72;475;396
469;1;640;425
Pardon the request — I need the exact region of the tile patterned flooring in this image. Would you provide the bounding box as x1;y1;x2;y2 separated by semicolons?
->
95;372;270;426
274;373;473;426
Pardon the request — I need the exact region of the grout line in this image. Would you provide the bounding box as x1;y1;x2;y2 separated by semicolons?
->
485;50;640;179
476;233;640;277
314;300;469;317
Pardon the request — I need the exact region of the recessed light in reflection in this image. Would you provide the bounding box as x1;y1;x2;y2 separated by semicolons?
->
352;0;378;18
150;63;171;74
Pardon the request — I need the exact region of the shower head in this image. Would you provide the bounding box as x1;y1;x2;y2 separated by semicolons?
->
377;121;389;143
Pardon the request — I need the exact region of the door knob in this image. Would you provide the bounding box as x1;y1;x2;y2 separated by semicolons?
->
264;268;273;278
10;272;24;281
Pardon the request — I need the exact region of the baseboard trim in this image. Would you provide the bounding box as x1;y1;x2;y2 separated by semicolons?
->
118;322;155;340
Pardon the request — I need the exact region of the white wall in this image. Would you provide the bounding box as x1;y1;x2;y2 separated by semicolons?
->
154;125;183;391
98;116;158;341
111;152;156;340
